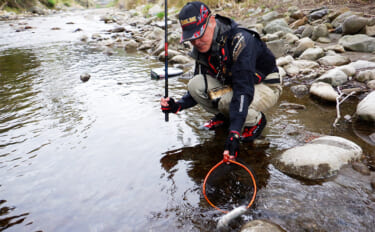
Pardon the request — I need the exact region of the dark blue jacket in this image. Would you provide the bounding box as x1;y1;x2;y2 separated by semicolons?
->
177;15;278;133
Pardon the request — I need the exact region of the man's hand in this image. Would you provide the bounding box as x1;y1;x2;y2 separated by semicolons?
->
160;97;181;114
224;131;240;160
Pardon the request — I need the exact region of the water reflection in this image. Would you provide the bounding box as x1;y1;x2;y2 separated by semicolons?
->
0;200;29;231
156;136;271;231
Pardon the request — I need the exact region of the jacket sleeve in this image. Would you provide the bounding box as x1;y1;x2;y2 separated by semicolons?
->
177;91;197;111
228;31;259;132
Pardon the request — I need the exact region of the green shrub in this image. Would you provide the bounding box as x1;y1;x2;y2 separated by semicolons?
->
156;11;164;20
48;0;56;7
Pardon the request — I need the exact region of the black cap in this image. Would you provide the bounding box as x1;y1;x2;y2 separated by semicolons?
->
179;1;211;43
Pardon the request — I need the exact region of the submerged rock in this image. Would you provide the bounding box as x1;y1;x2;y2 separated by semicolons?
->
356;91;375;122
241;220;286;232
274;136;363;180
80;73;91;82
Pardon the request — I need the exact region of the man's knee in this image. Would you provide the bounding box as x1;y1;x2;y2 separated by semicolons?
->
187;74;205;94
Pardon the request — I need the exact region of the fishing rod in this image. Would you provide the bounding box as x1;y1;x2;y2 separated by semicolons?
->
164;0;169;122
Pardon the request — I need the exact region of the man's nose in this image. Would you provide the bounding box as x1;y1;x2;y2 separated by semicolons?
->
191;38;201;46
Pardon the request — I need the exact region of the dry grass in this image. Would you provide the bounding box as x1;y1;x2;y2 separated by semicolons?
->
116;0;375;16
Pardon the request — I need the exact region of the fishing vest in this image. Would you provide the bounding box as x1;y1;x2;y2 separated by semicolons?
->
190;15;278;85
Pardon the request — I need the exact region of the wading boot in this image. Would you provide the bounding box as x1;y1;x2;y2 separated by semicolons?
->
241;112;267;142
201;113;226;130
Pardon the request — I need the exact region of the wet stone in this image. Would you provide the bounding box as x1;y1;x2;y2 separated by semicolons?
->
352;162;371;176
80;73;91;82
241;220;286;232
274;136;362;180
371;176;375;190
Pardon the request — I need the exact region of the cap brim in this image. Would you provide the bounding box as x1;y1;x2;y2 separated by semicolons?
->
180;15;210;43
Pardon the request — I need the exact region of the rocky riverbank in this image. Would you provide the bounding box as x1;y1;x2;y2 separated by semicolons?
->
0;0;95;20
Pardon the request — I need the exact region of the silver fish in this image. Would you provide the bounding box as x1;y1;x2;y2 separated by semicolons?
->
217;205;247;229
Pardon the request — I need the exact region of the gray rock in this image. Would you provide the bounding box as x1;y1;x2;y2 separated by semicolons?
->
339;34;375;53
275;136;362;180
124;40;138;51
337;65;356;77
291;85;309;96
324;44;346;53
311;24;329;41
332;11;356;28
264;19;293;34
170;55;192;64
367;80;375;90
276;55;294;66
350;60;375;70
138;40;155;51
80;73;90;82
284;60;319;76
316;37;331;43
366;24;375;37
318;55;351;66
266;39;288;58
315;69;348;86
356;91;375;122
158;49;181;61
355;69;375;82
352;162;371;176
261;11;280;23
299;47;325;61
310;81;339;101
342;15;369;35
144;27;164;41
241;220;286;232
262;33;280;42
308;8;329;21
112;27;125;33
294;37;315;57
301;25;314;38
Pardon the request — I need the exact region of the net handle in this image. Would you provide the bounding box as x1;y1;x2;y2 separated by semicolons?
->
202;159;257;213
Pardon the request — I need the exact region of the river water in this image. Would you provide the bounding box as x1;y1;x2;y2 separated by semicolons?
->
0;8;374;232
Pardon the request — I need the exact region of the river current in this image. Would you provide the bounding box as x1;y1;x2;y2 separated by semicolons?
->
0;8;374;232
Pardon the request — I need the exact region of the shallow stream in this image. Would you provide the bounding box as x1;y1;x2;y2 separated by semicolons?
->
0;8;374;232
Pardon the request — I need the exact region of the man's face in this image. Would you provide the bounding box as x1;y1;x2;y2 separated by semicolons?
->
190;17;215;53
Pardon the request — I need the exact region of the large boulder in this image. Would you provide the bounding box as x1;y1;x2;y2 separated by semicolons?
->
274;136;362;180
339;34;375;53
356;91;375;122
